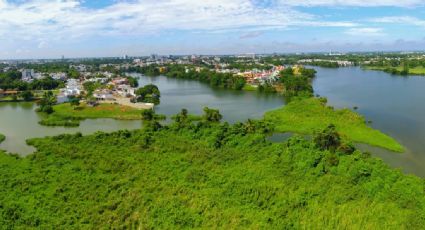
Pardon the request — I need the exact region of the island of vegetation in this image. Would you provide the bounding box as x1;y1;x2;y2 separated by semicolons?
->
0;109;423;228
363;59;425;76
39;102;144;127
265;97;404;152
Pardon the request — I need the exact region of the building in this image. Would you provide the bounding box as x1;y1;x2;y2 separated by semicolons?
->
21;69;35;81
93;89;115;101
58;79;82;99
116;84;135;97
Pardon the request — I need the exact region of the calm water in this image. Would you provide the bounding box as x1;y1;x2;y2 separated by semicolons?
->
0;75;285;155
2;70;425;177
313;67;425;177
0;102;143;155
135;74;286;122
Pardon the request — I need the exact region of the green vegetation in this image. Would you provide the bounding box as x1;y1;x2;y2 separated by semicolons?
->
36;91;57;114
127;65;161;76
279;67;315;97
365;66;425;76
264;97;404;152
362;56;425;76
0;111;423;228
19;90;34;101
135;84;161;105
39;103;142;127
82;81;103;96
165;66;246;90
242;84;257;91
305;60;340;68
0;70;64;91
0;133;5;143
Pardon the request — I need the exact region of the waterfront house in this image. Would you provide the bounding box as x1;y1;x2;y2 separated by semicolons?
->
116;84;135;97
93;89;115;101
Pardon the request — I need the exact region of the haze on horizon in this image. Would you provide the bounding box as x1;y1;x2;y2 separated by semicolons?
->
1;0;425;59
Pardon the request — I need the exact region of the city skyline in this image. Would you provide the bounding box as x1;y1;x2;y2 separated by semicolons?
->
2;0;425;59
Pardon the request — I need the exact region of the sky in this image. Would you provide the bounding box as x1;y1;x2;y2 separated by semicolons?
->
2;0;425;59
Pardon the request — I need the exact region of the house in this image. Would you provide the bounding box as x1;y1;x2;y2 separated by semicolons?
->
110;77;128;86
50;72;67;81
116;84;135;97
93;89;115;101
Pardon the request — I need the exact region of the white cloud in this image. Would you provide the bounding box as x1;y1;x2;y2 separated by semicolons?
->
37;41;48;49
345;27;385;36
0;0;422;58
371;16;425;27
0;0;356;43
278;0;425;7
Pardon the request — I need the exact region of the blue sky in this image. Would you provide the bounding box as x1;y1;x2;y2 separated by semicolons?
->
1;0;425;59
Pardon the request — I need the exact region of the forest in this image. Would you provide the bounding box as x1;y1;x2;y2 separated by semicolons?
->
164;65;246;90
0;71;64;91
0;109;424;229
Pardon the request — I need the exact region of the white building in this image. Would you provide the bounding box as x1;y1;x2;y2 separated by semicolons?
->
62;79;82;97
21;69;35;82
116;84;135;97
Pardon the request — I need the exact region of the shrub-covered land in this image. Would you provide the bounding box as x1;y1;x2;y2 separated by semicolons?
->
0;112;423;229
265;97;404;152
0;133;5;143
39;102;143;127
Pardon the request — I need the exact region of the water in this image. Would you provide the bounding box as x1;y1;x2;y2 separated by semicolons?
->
0;76;285;155
313;67;425;177
135;74;286;123
0;102;143;155
2;70;425;177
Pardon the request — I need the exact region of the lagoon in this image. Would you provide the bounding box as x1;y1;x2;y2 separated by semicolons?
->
0;75;285;155
2;68;425;177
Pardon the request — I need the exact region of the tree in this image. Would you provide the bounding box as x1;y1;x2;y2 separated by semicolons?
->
313;124;341;152
203;107;222;122
141;109;155;121
174;108;189;128
401;61;409;75
19;91;33;101
68;96;80;110
83;82;100;96
126;76;139;88
135;84;161;105
38;91;57;114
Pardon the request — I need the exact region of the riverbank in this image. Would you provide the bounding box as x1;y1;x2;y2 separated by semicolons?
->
364;66;425;76
264;97;404;152
39;102;143;127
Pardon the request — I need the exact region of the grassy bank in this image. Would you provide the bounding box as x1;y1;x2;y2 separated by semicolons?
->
0;119;423;228
0;134;5;143
242;84;258;91
265;98;404;152
364;66;425;76
39;103;143;127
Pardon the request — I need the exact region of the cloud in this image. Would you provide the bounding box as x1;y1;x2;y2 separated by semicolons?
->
37;41;48;49
239;31;263;39
345;27;385;36
278;0;425;7
371;16;425;27
0;0;356;43
0;0;422;58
